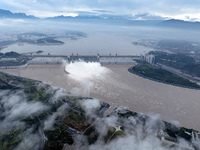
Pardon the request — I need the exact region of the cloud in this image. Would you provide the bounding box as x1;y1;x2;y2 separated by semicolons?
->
1;0;200;20
78;98;101;115
70;81;94;97
132;13;167;20
49;87;68;103
0;79;199;150
0;89;52;150
14;128;41;150
44;103;69;130
0;90;49;132
88;135;168;150
65;61;111;97
76;110;199;150
65;61;110;82
0;87;68;149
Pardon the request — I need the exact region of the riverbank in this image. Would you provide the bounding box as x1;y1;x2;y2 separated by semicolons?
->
3;64;200;131
128;62;200;90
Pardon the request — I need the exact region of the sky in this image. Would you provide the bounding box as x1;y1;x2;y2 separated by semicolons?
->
0;0;200;21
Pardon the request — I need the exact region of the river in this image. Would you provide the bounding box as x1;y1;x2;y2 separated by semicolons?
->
3;64;200;131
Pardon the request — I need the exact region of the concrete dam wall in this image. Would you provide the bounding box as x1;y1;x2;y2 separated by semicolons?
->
27;55;141;65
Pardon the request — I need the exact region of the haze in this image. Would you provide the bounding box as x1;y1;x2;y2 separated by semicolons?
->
1;19;200;56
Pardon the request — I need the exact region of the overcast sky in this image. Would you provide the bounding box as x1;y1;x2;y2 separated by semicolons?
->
0;0;200;21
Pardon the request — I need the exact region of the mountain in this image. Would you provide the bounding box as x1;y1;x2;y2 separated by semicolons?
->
2;8;200;29
158;19;200;30
0;9;38;19
46;15;127;24
46;15;162;26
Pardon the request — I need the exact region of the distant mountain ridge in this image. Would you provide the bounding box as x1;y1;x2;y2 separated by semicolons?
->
1;8;200;30
46;15;132;25
158;19;200;30
0;9;38;19
46;15;163;26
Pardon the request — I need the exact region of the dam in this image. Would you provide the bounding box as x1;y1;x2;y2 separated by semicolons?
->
26;54;141;65
0;53;155;69
0;54;141;69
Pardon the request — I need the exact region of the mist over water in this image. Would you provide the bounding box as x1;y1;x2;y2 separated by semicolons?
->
65;61;111;97
2;21;200;56
64;62;200;149
1;20;200;149
1;33;149;55
4;63;200;132
2;62;200;149
65;61;110;81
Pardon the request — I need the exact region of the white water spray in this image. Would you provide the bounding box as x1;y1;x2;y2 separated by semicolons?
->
65;61;110;82
65;61;111;96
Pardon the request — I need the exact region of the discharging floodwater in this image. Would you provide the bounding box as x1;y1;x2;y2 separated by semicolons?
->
3;64;200;131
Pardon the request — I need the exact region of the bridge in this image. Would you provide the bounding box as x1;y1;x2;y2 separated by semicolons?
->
26;54;142;65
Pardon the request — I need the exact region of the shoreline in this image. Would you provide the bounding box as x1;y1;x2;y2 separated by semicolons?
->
1;41;64;47
3;64;200;131
1;69;199;134
128;67;200;91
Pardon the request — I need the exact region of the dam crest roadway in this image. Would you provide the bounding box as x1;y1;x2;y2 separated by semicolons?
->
26;54;141;65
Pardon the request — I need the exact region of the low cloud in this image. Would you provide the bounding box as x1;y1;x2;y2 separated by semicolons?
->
88;135;168;150
75;108;199;150
44;103;69;130
14;128;41;150
71;81;94;96
78;98;101;115
0;90;49;132
2;0;200;21
65;61;111;97
132;13;167;20
50;88;68;103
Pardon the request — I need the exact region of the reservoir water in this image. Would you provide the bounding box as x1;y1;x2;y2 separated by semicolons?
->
1;32;150;56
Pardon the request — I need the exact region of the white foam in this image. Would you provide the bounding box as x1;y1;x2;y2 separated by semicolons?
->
65;61;110;82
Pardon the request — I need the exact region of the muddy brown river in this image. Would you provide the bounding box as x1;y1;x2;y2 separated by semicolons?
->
3;64;200;131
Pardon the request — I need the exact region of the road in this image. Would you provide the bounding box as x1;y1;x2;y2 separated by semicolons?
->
99;102;110;117
156;63;200;82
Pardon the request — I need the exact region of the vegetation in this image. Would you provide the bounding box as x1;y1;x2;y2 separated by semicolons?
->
0;51;21;58
104;127;116;143
0;130;22;150
149;51;200;77
36;38;64;44
0;72;76;149
0;71;109;150
0;41;14;47
110;130;125;140
132;39;200;54
114;107;200;149
157;39;198;53
44;123;74;150
65;30;87;38
65;114;85;124
129;61;200;89
0;72;37;88
0;51;29;67
36;50;43;54
22;32;47;37
0;66;199;150
4;51;21;57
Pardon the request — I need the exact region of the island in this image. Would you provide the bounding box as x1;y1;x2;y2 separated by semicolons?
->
0;31;87;49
